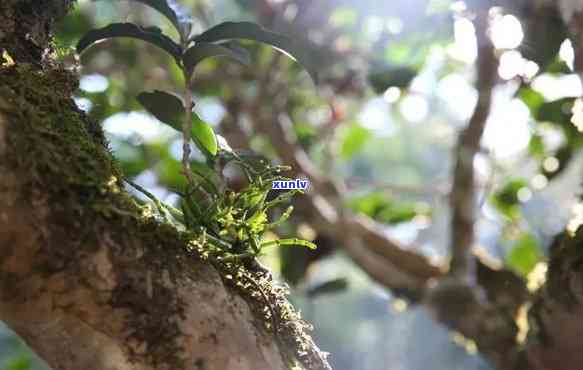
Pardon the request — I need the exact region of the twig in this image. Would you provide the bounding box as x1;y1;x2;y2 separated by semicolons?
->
178;23;197;188
245;53;439;294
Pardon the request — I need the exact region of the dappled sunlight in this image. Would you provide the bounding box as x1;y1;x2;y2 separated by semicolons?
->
448;17;476;63
490;14;523;50
532;73;583;101
4;0;583;370
483;96;531;158
103;111;173;143
79;73;109;93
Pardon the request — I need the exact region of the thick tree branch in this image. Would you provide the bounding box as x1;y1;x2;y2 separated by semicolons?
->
0;2;332;367
0;104;289;370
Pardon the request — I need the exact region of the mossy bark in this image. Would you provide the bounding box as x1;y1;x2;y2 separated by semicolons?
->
0;61;293;370
0;1;331;370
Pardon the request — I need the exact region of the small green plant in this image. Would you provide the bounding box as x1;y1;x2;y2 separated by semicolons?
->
76;0;318;262
127;155;316;264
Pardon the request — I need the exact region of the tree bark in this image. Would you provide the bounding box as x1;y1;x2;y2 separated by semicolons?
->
0;1;330;370
522;2;583;369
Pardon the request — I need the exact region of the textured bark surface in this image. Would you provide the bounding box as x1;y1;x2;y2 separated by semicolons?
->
524;3;583;368
0;0;74;63
0;1;332;370
0;67;290;370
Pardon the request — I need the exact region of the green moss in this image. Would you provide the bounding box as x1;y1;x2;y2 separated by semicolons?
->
1;64;119;194
0;63;187;368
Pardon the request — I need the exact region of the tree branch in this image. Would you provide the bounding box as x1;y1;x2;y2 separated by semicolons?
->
448;10;497;281
243;52;441;298
0;61;331;370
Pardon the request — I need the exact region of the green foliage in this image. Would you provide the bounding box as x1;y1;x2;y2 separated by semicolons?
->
347;192;425;224
191;21;318;82
191;112;218;156
506;233;542;277
128;0;186;34
491;178;528;220
136;90;217;155
77;0;317;160
183;41;251;75
536;98;583;147
136;90;184;128
535;98;573;124
532;97;582;178
518;81;583;181
517;86;544;116
340;123;372;159
293;123;318;147
131;157;316;261
528;134;545;158
3;354;31;370
78;0;318;263
77;23;182;59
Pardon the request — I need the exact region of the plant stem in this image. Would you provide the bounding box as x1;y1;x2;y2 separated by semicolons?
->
181;66;196;186
124;178;171;222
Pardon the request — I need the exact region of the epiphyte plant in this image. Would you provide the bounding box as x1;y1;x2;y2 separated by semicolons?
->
76;0;319;263
77;0;317;175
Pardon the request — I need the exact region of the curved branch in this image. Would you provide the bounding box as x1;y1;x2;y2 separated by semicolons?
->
448;10;497;281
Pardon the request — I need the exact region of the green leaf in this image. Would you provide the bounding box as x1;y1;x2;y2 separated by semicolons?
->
378;203;418;224
4;354;31;370
191;21;318;83
546;58;571;74
192;112;218;156
340;123;371;159
535;98;574;124
183;41;251;75
517;87;545;116
507;233;542;277
190;160;220;193
136;90;185;129
294;123;317;147
347;192;424;224
528;134;545;158
137;91;217;156
77;23;182;60
130;0;185;34
94;0;188;35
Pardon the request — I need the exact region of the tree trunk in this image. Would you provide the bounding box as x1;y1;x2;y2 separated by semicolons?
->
521;3;583;369
0;1;330;370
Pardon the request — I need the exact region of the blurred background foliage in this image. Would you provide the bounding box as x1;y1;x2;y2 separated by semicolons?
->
3;0;583;369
